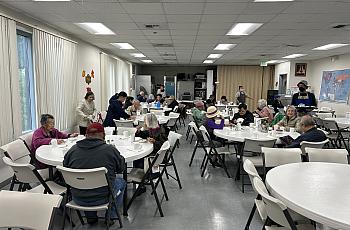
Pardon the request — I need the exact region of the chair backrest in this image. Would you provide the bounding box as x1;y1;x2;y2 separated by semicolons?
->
262;147;302;168
188;121;198;134
199;125;210;142
173;105;179;112
316;113;333;119
300;139;329;155
322;119;339;131
314;117;324;128
168;131;182;147
104;127;115;135
244;139;276;154
113;119;134;127
305;147;349;164
243;159;262;192
5;139;31;163
2;157;39;183
116;127;137;135
153;141;171;166
0;190;62;230
253;177;292;228
19;132;34;152
57;166;109;190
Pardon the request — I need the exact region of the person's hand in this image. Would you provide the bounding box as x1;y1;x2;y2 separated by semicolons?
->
57;139;65;144
136;125;142;131
70;133;79;137
147;137;155;143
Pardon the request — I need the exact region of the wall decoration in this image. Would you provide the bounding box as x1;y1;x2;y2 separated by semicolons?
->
295;63;307;76
319;69;350;103
82;69;94;85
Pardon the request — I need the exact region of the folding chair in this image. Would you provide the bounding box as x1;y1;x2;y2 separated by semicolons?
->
198;126;232;178
166;113;180;131
305;147;349;164
0;190;62;230
239;138;276;192
104;127;115;135
18;131;34;154
261;147;302;178
188;123;202;166
300;139;329;156
253;177;315;230
160;131;182;189
113;119;134;128
57;166;123;228
127;141;171;217
322;119;349;151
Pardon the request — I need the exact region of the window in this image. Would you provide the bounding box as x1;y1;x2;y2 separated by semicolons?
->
17;30;36;132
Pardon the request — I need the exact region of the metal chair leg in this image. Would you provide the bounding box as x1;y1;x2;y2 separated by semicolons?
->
189;142;198;166
150;180;164;217
244;202;257;230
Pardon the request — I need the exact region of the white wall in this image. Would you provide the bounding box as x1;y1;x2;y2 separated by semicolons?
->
274;62;290;90
309;54;350;116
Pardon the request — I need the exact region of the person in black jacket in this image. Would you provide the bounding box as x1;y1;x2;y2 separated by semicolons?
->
272;95;284;114
103;91;130;127
291;80;317;107
231;103;254;126
287;115;327;148
63;123;125;224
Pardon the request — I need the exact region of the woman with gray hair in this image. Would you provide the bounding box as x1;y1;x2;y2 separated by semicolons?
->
277;105;301;132
31;114;78;168
255;99;273;123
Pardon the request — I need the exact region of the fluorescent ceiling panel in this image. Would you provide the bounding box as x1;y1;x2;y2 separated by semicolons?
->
75;23;115;35
111;43;135;49
226;23;263;36
312;44;349;50
207;54;223;59
214;44;237;51
130;53;146;58
254;0;294;2
266;60;286;64
203;60;214;63
141;60;153;63
33;0;70;1
282;54;307;59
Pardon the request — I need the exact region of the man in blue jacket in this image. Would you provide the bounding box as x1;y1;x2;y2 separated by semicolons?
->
103;91;130;127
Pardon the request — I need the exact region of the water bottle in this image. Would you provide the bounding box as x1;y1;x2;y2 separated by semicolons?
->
156;101;161;108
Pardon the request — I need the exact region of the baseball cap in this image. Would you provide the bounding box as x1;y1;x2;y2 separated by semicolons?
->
86;122;105;134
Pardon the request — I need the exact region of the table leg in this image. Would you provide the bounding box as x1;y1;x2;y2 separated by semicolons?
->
123;169;128;216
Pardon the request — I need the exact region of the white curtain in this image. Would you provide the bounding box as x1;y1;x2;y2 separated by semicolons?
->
0;16;22;145
100;53;131;110
33;29;78;131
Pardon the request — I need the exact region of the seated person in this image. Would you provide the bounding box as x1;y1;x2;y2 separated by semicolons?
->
155;94;165;104
147;94;155;103
191;101;206;126
277;105;300;132
286;115;327;148
220;96;228;105
272;95;284;114
166;95;179;110
134;113;169;169
126;100;141;116
32;114;78;169
63;123;125;225
103;91;130;127
123;96;134;110
270;108;285;126
156;85;166;98
255;99;273;123
206;94;216;106
231;103;254;126
137;91;147;103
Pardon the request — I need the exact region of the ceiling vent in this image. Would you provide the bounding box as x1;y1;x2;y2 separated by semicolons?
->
152;43;173;48
144;24;160;29
161;53;176;57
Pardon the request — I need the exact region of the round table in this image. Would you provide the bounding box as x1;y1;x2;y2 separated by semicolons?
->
214;127;299;142
134;114;173;125
36;135;154;166
266;162;350;229
325;117;350;129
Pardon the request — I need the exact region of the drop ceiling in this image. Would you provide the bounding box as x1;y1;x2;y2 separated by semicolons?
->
2;0;350;65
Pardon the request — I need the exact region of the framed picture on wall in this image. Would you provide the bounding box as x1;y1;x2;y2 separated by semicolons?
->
295;63;307;77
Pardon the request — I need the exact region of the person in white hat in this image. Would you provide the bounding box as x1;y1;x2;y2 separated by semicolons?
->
291;80;317;107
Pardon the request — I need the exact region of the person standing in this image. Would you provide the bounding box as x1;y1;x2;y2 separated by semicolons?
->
235;86;253;104
76;92;96;135
103;91;130;127
157;85;166;98
291;80;317;107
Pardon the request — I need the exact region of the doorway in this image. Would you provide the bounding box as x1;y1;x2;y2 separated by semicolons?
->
279;74;287;94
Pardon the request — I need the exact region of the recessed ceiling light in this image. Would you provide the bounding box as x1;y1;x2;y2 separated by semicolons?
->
75;23;115;35
254;0;294;2
226;23;263;36
207;54;223;59
266;60;286;64
111;43;135;50
130;53;146;58
141;60;153;63
282;54;307;59
33;0;70;1
214;44;237;51
312;43;349;50
203;60;214;64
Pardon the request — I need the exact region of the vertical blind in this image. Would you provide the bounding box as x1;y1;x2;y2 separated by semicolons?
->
216;65;275;111
33;29;78;131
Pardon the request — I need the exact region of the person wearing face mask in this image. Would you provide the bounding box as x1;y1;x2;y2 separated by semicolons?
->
291;80;317;107
235;86;253;104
